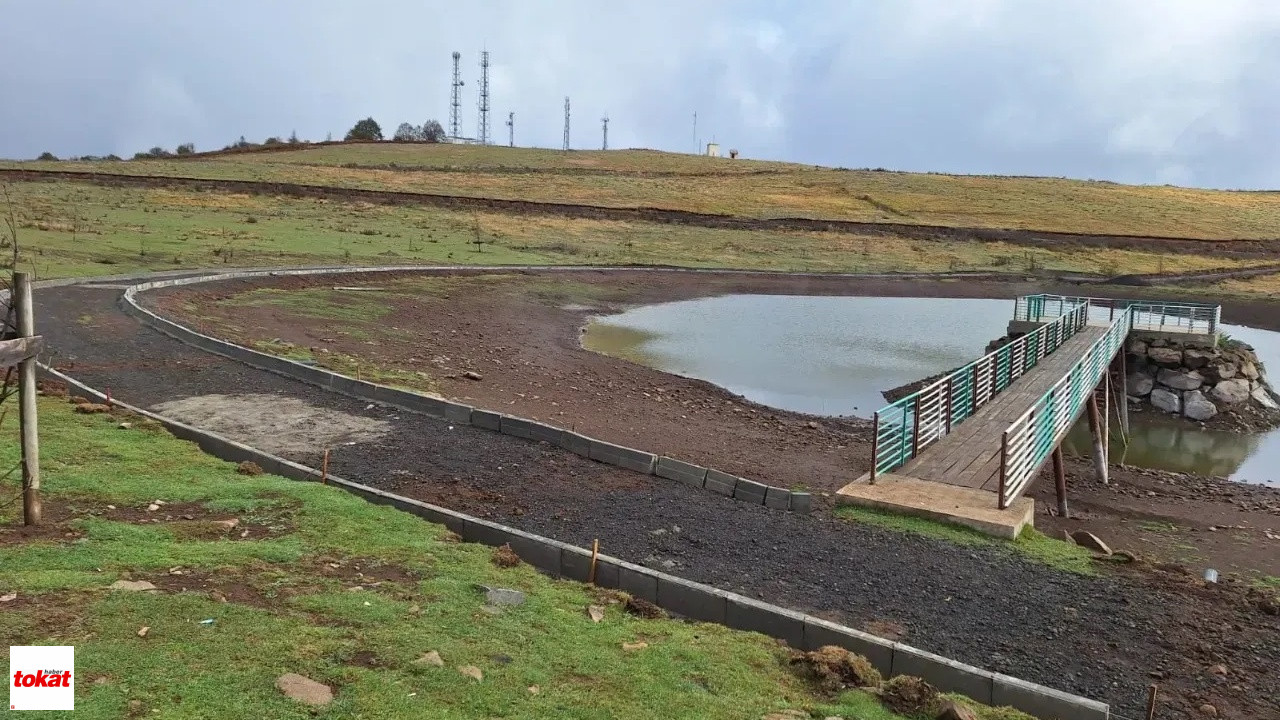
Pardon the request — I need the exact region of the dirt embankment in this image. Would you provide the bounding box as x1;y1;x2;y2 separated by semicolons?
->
7;167;1280;259
151;268;1280;581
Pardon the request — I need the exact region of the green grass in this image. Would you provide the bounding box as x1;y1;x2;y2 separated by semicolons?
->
7;143;1280;239
0;398;1020;719
837;507;1098;575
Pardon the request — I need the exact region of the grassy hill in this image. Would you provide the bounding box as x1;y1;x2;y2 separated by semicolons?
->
5;142;1279;240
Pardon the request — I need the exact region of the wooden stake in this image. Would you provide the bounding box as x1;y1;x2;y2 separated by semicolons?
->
1052;445;1068;518
587;539;600;585
16;272;41;526
1145;683;1159;720
321;448;330;485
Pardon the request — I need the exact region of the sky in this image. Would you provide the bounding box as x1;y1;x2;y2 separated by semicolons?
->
2;0;1278;189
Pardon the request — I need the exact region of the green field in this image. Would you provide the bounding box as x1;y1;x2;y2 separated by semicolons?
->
6;142;1280;239
0;397;1043;719
0;179;1264;281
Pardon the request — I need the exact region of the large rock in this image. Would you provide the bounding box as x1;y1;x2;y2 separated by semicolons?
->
1240;360;1260;380
1157;368;1203;391
1182;391;1218;422
1127;338;1148;356
1147;347;1184;368
1252;387;1279;410
1210;379;1251;405
1182;348;1214;369
1126;372;1154;397
1150;387;1182;414
1204;362;1238;383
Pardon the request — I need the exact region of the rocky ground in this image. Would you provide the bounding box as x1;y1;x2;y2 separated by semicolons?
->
40;272;1280;719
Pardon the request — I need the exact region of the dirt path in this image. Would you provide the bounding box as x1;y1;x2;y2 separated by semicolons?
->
41;277;1280;719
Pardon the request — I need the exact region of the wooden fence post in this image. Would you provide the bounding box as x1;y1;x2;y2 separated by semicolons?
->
16;272;41;526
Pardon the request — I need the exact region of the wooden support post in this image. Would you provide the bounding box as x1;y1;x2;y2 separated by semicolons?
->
1086;392;1109;485
1052;445;1068;518
16;272;41;526
1117;348;1130;434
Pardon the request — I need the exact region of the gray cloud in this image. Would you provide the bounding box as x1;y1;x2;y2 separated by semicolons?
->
1;0;1277;188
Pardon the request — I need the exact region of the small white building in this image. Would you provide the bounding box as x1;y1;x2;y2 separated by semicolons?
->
706;142;720;158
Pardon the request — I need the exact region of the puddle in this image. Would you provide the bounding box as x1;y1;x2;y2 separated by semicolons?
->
584;293;1280;485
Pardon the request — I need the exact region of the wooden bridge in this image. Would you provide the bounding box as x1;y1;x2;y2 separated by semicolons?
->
837;294;1221;538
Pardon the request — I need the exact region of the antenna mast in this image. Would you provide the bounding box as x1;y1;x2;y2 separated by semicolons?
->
562;97;571;151
601;115;609;150
477;50;491;145
506;112;514;148
449;52;464;140
692;111;697;153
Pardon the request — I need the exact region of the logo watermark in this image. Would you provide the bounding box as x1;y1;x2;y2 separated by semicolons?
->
10;646;74;711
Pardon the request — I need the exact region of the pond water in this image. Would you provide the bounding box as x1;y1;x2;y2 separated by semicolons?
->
583;293;1280;486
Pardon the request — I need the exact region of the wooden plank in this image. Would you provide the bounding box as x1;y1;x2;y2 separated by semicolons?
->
899;326;1108;491
0;335;43;367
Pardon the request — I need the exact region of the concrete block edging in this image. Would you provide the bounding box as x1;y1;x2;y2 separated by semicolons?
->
119;270;809;513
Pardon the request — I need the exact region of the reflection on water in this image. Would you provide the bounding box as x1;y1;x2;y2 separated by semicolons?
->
1064;420;1280;487
582;294;1012;417
582;293;1280;485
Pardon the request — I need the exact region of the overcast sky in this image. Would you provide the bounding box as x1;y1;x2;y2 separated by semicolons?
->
2;1;1278;189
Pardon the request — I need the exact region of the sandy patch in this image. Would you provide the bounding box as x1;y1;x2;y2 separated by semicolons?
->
151;393;392;456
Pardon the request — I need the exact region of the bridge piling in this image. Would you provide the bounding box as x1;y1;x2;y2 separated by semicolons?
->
1051;445;1068;518
1086;393;1109;485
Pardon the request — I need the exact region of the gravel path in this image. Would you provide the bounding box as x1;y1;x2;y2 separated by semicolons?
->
40;282;1280;720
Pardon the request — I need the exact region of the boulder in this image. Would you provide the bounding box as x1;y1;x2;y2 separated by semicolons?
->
1126;373;1154;397
936;700;979;720
1127;339;1148;356
1210;379;1251;405
1240;360;1260;380
1157;368;1203;391
1182;348;1214;369
1183;391;1218;422
1148;347;1183;368
1252;387;1279;411
1150;388;1182;414
1204;362;1238;383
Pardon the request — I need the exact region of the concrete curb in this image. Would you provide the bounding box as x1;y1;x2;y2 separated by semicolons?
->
38;363;1109;720
116;266;812;513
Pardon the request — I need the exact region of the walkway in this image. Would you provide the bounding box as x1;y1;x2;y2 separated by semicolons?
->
898;327;1106;493
838;294;1220;538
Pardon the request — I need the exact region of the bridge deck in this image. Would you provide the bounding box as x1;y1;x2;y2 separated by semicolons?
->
892;325;1108;493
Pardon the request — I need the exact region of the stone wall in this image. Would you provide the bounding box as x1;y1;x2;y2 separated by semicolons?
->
1125;336;1280;425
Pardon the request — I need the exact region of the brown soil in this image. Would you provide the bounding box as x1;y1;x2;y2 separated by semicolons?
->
157;268;1280;579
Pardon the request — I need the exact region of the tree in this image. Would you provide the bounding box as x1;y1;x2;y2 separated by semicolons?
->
36;152;58;161
345;117;383;141
175;143;195;155
393;123;421;142
421;120;446;143
263;136;283;146
288;129;301;144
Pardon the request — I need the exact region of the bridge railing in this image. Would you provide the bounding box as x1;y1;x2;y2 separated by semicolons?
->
997;307;1132;508
871;299;1089;479
1015;293;1220;335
